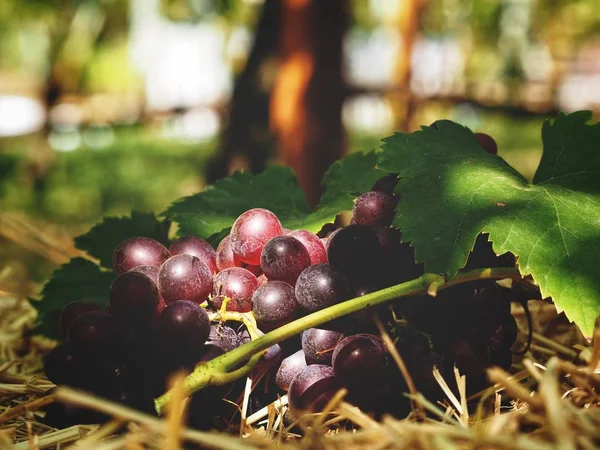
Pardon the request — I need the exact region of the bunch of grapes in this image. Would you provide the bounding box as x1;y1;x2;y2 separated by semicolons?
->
43;165;520;426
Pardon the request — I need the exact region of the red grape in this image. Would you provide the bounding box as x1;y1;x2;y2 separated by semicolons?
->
230;208;283;265
216;235;236;271
109;271;159;324
288;365;341;414
332;334;386;383
211;267;259;312
158;254;213;304
302;328;344;365
113;237;170;274
252;281;298;331
260;236;311;284
59;302;100;337
128;265;167;317
295;264;350;312
169;236;217;274
352;191;396;227
67;311;114;355
475;132;498;155
288;230;327;265
275;349;307;391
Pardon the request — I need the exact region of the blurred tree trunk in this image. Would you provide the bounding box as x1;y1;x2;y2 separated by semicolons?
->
206;0;280;184
270;0;348;208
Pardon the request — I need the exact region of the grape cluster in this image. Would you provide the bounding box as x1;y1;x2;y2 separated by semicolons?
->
44;168;519;426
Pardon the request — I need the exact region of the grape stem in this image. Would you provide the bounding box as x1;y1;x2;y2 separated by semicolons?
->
154;267;521;414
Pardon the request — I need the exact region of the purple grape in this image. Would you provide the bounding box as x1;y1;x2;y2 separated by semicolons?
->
113;237;170;274
157;300;210;363
59;302;100;337
327;225;381;279
211;267;259;312
216;235;236;271
288;365;341;414
288;230;327;265
332;334;386;383
158;254;213;304
44;343;78;386
230;208;284;265
260;235;311;285
252;281;298;331
207;324;239;352
275;349;307;391
302;328;344;365
448;337;491;377
475;132;498;155
128;265;167;317
109;271;159;324
487;314;518;351
67;311;114;355
295;264;350;312
169;236;217;274
352;191;396;227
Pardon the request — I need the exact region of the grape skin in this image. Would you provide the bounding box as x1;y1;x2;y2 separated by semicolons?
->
252;281;298;331
295;264;350;312
327;225;381;280
169;236;217;274
288;365;341;414
352;191;396;227
216;235;236;271
158;254;213;304
211;267;259;312
288;230;328;265
59;302;100;337
302;328;344;365
230;208;284;265
128;265;167;317
67;311;114;355
275;349;307;391
113;237;170;274
260;235;311;284
109;271;159;324
332;334;386;382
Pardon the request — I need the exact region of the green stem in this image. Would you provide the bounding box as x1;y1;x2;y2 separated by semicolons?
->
154;267;520;414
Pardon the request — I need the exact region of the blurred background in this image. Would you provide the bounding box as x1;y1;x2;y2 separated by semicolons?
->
1;0;600;294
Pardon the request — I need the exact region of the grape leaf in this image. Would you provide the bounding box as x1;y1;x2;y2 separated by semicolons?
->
74;211;169;269
163;156;382;239
32;258;114;340
378;112;600;337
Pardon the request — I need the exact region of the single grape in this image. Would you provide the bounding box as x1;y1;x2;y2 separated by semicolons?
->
109;271;159;324
486;314;518;351
275;349;307;391
128;265;167;317
157;300;211;364
230;208;283;265
211;267;259;312
169;236;217;274
352;191;396;227
252;281;298;331
113;237;170;274
59;302;100;337
207;324;239;352
288;365;341;414
288;230;327;265
325;228;341;251
158;254;213;304
475;132;498;155
216;235;236;271
332;334;386;383
44;343;78;386
67;311;114;355
371;173;399;196
448;337;491;377
260;235;311;284
295;264;350;312
302;328;344;365
327;225;381;280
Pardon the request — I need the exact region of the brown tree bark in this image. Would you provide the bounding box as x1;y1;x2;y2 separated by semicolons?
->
270;0;348;208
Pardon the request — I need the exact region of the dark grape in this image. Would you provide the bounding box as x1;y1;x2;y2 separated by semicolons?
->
302;328;344;365
260;236;311;285
230;208;283;265
490;347;513;370
216;235;236;271
327;225;381;280
352;191;396;227
44;343;78;386
448;337;491;377
113;237;170;274
295;264;350;312
288;365;341;414
109;271;159;324
475;132;498;155
67;311;113;355
157;300;210;364
169;236;217;274
41;388;107;428
158;254;213;304
206;324;239;352
59;302;100;337
129;265;167;317
275;349;307;391
487;314;518;351
252;281;298;331
372;173;399;196
465;233;516;270
211;267;259;312
332;334;386;383
288;230;327;265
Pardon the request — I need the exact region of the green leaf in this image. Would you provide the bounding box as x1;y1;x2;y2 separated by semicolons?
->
378;113;600;337
32;258;114;340
164;158;383;240
74;211;169;269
